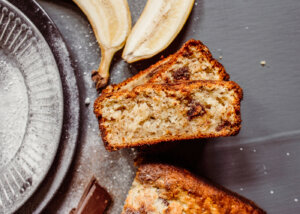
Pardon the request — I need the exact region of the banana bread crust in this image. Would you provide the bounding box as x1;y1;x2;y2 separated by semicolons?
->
94;80;242;151
122;163;266;214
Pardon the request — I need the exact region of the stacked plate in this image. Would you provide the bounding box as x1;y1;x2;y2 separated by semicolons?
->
0;1;65;213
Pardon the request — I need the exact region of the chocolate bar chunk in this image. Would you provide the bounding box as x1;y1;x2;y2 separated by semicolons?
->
71;177;111;214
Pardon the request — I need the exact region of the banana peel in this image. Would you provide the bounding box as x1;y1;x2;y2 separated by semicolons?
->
73;0;131;90
122;0;195;63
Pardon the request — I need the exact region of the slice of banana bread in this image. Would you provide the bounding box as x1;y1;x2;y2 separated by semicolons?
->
94;81;242;151
103;39;229;94
122;163;265;214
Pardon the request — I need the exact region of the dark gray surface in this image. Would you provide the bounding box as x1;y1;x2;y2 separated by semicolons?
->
32;0;300;213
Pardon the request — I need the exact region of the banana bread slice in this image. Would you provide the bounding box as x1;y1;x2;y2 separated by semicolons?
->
103;39;229;94
122;163;265;214
94;81;242;151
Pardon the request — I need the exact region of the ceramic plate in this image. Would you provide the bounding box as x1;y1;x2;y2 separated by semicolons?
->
0;1;63;213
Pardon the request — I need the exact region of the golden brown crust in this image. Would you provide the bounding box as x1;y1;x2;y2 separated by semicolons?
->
94;80;243;151
102;39;229;94
122;163;266;214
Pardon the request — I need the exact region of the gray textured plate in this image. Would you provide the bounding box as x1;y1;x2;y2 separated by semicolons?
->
0;1;63;213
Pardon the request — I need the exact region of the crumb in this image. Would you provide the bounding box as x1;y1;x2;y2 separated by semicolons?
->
219;55;223;59
85;97;91;105
260;60;266;66
270;190;274;194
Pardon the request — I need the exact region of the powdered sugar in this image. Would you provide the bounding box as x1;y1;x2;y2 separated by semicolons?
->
0;52;28;169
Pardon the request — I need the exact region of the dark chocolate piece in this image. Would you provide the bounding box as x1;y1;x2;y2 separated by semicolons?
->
216;120;231;131
71;177;111;214
187;101;206;120
172;66;190;80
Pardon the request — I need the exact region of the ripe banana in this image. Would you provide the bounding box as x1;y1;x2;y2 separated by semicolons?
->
122;0;194;63
73;0;131;89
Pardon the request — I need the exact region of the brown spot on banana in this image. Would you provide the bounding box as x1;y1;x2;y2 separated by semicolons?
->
92;48;116;90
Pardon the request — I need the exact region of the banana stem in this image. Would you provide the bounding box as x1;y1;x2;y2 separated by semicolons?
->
92;48;116;90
